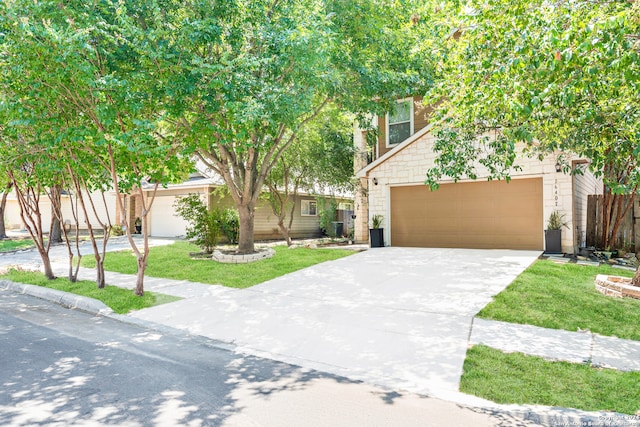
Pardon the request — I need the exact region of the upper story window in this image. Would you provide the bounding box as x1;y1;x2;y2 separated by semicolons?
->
386;98;414;146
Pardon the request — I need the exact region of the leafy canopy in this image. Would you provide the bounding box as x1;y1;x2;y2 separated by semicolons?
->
424;0;640;191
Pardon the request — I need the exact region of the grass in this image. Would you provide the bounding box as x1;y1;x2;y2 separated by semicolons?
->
81;240;356;288
1;269;181;314
461;345;640;415
0;238;35;252
477;260;640;340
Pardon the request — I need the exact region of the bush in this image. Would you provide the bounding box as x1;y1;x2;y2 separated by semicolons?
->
110;225;124;236
220;209;240;244
317;197;338;237
174;194;221;253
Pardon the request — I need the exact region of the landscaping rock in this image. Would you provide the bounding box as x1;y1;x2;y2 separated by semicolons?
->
594;274;640;300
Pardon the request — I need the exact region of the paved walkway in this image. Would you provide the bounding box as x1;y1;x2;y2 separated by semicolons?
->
3;244;640;424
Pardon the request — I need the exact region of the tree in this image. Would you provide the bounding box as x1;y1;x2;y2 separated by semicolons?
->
421;0;640;283
0;181;12;239
0;0;191;294
49;185;64;244
175;0;433;254
264;106;354;245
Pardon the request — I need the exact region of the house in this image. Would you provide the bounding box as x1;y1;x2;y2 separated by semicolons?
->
3;190;118;233
134;171;352;240
354;96;603;253
5;169;353;241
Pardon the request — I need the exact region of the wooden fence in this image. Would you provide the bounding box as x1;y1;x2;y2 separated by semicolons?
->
587;195;638;251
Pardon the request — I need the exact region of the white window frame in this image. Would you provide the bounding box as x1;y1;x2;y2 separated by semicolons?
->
385;97;414;147
301;199;317;216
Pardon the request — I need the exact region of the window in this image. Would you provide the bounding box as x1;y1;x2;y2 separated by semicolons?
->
301;200;317;216
386;98;413;146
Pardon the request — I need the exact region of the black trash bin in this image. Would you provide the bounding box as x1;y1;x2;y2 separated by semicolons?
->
331;221;344;237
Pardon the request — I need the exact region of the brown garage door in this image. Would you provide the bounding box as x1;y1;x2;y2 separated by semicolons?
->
390;179;543;250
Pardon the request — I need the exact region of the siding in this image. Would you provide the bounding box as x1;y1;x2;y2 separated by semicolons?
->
148;188;332;240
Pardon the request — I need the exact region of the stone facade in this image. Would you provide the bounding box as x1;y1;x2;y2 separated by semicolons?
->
356;128;602;254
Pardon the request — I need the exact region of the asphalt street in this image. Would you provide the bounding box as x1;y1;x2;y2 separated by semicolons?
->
0;291;542;427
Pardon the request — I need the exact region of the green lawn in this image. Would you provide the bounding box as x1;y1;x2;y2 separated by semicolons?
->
81;241;356;288
0;238;35;252
477;260;640;340
461;345;640;415
1;269;180;314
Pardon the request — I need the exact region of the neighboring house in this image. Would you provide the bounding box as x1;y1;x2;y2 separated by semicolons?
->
4;190;118;232
5;170;352;241
354;96;603;253
138;172;349;240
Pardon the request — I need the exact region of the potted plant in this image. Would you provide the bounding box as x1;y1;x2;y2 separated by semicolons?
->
134;217;142;234
369;214;384;248
545;210;568;254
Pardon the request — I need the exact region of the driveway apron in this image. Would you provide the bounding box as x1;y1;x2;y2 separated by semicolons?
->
130;247;540;397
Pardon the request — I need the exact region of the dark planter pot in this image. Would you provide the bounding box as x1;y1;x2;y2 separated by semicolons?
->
369;228;384;248
545;229;562;254
135;225;142;234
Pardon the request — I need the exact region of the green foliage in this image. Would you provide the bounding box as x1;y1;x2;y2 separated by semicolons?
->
173;193;240;250
461;345;640;415
81;241;355;289
547;211;569;230
423;0;640;192
110;225;125;236
1;269;180;314
220;209;240;244
316;197;338;237
173;194;221;253
371;214;384;229
477;260;639;340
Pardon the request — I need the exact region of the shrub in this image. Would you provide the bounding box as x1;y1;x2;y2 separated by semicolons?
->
110;225;124;236
174;194;221;253
317;197;338;237
220;208;240;244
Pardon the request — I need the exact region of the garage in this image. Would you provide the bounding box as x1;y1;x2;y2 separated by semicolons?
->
390;178;543;250
150;196;190;238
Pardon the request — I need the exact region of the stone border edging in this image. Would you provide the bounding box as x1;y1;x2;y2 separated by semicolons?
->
212;247;275;264
595;274;640;299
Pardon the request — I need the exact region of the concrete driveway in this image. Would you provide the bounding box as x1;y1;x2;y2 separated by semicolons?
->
130;247;540;398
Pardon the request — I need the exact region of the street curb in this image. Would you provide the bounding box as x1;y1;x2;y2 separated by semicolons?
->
0;279;237;354
0;279;113;315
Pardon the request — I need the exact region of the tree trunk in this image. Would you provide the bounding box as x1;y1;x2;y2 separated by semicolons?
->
50;217;62;243
41;253;55;280
96;258;105;288
633;267;640;287
135;255;146;296
49;185;63;244
237;204;256;254
0;204;8;239
277;218;292;246
0;189;9;239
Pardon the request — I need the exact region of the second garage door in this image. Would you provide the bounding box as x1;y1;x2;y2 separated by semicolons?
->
150;196;190;238
390;178;543;250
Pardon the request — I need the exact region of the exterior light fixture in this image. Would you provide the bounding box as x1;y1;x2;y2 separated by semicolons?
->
372;177;378;185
